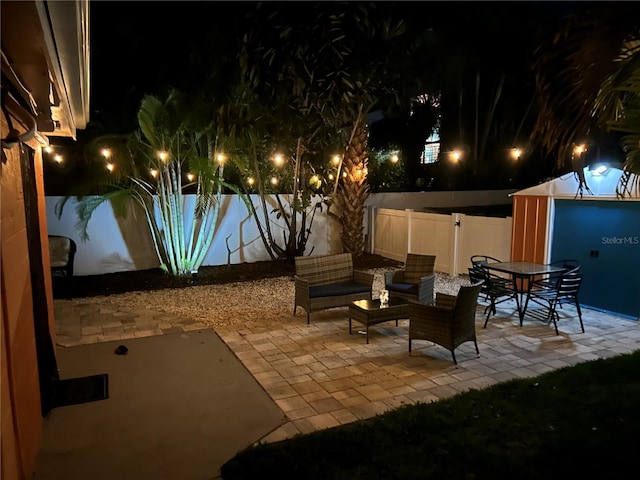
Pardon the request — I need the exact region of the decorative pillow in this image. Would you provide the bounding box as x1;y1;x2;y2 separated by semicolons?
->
403;254;435;284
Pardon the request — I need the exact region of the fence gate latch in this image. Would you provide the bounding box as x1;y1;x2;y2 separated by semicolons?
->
454;221;461;227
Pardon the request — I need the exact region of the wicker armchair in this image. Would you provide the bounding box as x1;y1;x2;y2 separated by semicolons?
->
408;282;483;365
384;253;436;305
49;235;77;277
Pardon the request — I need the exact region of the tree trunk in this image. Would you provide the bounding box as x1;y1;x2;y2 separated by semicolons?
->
337;114;370;256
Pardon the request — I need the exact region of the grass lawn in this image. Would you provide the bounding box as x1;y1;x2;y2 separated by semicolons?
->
221;349;640;479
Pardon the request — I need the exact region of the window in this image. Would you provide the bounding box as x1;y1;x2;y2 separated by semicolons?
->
421;130;440;164
412;93;441;165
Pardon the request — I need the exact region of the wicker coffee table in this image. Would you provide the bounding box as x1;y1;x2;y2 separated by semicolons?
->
348;298;410;344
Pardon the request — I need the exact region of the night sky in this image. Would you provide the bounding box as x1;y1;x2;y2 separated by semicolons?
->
86;1;591;131
89;0;252;127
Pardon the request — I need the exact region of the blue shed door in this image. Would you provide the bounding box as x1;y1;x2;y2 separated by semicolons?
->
551;200;640;320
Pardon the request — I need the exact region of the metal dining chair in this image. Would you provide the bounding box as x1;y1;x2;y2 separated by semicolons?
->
530;259;580;290
528;270;584;335
468;265;517;328
470;255;502;267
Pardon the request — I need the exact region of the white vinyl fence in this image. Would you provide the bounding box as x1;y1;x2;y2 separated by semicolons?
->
370;208;512;276
46;190;514;276
45;194;341;276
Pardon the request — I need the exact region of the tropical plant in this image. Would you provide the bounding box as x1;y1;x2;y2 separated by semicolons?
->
56;90;241;276
235;2;411;257
530;4;640;197
225;3;376;260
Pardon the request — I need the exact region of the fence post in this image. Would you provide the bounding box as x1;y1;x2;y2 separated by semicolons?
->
368;206;376;254
451;213;462;276
406;209;414;255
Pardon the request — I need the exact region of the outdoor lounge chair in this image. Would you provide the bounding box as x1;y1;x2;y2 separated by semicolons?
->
408;282;483;365
384;253;436;305
49;235;76;277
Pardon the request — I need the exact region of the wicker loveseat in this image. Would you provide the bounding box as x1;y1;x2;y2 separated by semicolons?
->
294;253;374;324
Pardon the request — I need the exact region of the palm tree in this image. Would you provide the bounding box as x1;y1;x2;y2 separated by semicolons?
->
228;2;407;259
530;4;640;197
57;90;239;276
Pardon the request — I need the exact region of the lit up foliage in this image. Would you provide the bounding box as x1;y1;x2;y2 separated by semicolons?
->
59;91;238;276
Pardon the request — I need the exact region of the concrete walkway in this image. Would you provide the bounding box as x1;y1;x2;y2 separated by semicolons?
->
52;293;640;448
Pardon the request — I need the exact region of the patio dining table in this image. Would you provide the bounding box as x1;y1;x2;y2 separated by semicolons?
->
482;261;566;326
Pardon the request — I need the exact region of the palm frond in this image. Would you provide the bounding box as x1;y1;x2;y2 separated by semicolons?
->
74;189;133;242
531;6;640;173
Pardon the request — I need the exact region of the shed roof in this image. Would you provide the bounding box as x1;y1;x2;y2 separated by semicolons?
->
511;167;628;199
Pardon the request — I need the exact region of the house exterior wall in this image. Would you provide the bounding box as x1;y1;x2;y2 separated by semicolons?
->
1;136;49;479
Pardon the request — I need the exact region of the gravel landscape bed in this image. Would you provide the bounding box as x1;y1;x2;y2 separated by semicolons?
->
54;266;471;330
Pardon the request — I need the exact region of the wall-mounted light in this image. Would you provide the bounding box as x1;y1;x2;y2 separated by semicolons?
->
589;163;609;177
34;132;49;148
247;177;255;186
150;169;159;178
450;150;462;162
106;163;114;172
390;154;399;164
101;148;111;159
331;155;341;166
53;154;63;164
158;151;169;162
270;176;278;186
44;145;53;154
187;173;195;182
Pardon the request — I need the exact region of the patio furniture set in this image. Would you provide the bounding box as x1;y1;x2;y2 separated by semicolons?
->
294;252;585;365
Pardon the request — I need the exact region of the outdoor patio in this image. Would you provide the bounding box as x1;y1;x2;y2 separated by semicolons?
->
52;271;640;443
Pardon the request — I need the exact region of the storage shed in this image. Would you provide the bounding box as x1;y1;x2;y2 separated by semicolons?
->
511;167;639;320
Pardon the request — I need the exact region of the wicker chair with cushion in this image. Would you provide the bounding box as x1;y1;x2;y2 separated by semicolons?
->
384;253;436;305
294;253;374;324
408;282;483;365
48;235;76;277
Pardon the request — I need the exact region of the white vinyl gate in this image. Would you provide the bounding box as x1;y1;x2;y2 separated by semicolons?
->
370;208;512;276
